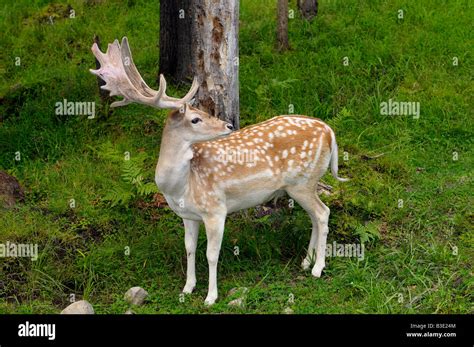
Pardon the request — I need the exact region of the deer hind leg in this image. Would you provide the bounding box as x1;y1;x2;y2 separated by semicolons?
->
202;213;226;306
182;219;200;294
311;195;330;277
286;186;330;277
301;224;318;271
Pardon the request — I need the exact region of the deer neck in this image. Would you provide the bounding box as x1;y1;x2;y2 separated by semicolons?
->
155;123;193;197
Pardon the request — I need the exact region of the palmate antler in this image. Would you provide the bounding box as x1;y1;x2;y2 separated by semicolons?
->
90;37;199;109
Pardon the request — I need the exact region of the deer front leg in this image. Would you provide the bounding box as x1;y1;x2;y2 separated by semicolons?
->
183;219;200;294
202;213;226;306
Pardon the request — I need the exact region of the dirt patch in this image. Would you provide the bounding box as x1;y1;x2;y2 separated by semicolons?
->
0;171;24;208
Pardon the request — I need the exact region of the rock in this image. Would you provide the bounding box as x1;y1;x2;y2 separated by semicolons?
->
228;297;245;308
227;287;248;308
124;287;148;306
283;307;294;314
0;171;24;208
61;300;94;314
124;309;135;315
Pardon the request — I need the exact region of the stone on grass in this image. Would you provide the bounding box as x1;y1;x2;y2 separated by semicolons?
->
227;287;249;308
124;287;148;306
228;297;245;308
283;307;294;314
124;309;135;314
61;300;94;314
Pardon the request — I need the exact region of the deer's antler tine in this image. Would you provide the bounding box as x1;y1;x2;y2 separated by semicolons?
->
156;74;199;108
181;76;199;104
156;74;167;101
155;74;185;109
110;99;133;108
120;37;156;98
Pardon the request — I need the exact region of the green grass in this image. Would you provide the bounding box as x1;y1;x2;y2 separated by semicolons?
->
0;0;472;314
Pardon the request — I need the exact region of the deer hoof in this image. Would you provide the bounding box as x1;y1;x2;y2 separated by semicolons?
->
301;258;312;270
311;264;325;278
182;283;195;294
204;295;217;306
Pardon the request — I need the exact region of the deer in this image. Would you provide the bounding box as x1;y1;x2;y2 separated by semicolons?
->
90;37;348;305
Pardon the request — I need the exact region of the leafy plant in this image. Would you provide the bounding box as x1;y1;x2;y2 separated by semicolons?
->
354;222;381;245
93;142;158;207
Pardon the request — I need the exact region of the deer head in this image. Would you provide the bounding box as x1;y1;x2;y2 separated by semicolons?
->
90;37;233;141
168;104;234;143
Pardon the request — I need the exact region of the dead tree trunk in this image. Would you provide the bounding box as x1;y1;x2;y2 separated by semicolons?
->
276;0;289;52
297;0;318;21
192;0;240;130
159;0;193;84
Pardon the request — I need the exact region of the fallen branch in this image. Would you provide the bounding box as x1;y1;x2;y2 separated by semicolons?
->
317;181;333;196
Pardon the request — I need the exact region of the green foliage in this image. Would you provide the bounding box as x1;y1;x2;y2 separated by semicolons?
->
93;142;158;207
354;222;381;245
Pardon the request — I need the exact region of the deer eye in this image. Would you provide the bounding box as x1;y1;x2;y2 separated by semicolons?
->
191;117;202;124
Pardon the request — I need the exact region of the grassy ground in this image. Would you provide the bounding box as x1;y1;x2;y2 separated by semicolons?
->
0;0;472;314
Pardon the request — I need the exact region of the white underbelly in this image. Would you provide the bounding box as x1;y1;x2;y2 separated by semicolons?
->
221;169;285;214
225;189;284;214
163;194;202;221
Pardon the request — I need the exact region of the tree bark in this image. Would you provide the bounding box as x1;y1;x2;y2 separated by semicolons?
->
192;0;240;129
159;0;193;84
297;0;318;21
276;0;289;52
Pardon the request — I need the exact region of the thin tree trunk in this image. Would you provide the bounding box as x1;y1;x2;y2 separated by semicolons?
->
192;0;240;129
159;0;193;84
298;0;318;21
276;0;289;52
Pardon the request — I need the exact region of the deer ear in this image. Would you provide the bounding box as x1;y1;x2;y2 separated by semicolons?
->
169;109;185;123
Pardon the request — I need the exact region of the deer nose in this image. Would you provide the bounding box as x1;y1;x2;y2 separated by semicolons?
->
226;123;234;131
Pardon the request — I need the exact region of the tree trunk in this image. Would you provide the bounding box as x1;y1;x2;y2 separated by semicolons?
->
192;0;240;130
297;0;318;21
159;0;240;129
276;0;289;52
159;0;193;84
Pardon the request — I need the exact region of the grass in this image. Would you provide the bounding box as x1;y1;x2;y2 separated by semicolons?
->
0;0;472;314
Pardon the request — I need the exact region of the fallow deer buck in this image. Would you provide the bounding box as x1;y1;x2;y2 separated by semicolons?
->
90;37;348;305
